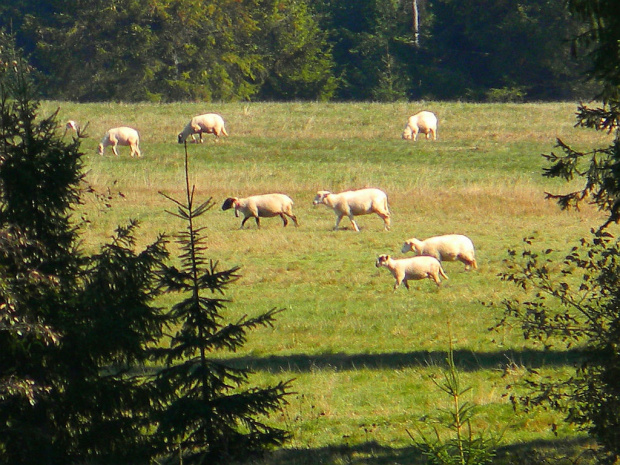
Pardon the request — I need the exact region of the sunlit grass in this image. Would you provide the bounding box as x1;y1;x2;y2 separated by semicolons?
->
41;100;606;464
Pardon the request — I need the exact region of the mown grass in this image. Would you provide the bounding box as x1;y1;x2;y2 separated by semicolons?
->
41;100;608;464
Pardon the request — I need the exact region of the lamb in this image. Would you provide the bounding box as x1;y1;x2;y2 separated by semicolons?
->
98;127;141;157
312;188;391;231
177;113;228;143
375;254;448;290
401;234;477;270
402;110;437;141
221;193;299;229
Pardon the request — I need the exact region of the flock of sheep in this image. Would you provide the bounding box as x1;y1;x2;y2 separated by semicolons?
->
68;109;476;291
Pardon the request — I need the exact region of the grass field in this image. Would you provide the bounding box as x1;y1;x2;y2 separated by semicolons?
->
42;100;610;464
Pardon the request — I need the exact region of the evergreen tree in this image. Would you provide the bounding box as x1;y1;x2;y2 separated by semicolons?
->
0;44;168;464
154;145;291;464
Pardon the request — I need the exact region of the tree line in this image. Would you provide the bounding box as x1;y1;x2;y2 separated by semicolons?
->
0;0;596;102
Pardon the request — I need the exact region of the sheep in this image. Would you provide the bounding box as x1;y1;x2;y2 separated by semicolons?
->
221;193;299;229
63;120;80;138
177;113;228;144
402;110;437;141
98;127;141;157
312;188;391;232
375;254;448;290
401;234;477;270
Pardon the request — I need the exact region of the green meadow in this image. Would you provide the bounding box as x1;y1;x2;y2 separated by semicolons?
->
42;100;610;464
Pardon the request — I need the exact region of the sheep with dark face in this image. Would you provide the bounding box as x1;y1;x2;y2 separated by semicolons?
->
312;188;390;231
222;194;299;229
178;113;228;143
375;254;448;290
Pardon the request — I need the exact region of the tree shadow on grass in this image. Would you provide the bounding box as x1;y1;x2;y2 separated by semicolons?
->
257;436;596;465
222;348;585;373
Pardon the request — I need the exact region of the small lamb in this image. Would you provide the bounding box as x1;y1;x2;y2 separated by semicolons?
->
401;234;477;270
402;111;437;141
98;127;141;157
178;113;228;143
376;254;448;290
222;193;299;229
313;188;391;231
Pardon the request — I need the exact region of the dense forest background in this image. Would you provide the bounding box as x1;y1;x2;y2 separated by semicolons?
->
0;0;597;102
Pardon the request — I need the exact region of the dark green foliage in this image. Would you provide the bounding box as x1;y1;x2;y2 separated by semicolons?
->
0;47;169;464
2;0;335;102
154;147;291;464
497;1;620;462
0;0;597;101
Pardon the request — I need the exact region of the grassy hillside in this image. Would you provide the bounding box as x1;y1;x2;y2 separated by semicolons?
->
42;101;608;464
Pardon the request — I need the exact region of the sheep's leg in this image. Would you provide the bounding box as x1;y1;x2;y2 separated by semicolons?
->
333;215;343;231
255;217;261;228
459;255;477;270
429;272;442;286
112;144;119;156
240;216;251;229
279;213;288;227
378;213;391;231
349;216;360;232
403;280;410;290
286;213;299;227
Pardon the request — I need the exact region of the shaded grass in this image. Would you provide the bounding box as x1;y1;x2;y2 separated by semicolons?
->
40;100;608;464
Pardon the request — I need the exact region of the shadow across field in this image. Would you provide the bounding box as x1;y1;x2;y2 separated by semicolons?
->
223;348;585;373
260;436;595;465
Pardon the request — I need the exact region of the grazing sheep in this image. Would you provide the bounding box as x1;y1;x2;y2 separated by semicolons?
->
375;254;448;290
98;127;141;157
63;120;80;138
402;111;437;141
401;234;477;270
222;193;299;229
177;113;228;143
312;188;390;231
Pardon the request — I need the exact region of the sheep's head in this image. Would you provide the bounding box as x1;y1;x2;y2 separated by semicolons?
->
402;126;413;140
313;191;330;206
177;133;185;144
97;143;104;156
221;197;238;211
375;254;390;268
409;239;424;255
401;241;414;254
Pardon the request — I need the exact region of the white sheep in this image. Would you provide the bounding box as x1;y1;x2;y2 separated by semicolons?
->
63;120;80;138
401;234;477;270
177;113;228;143
222;193;299;229
98;127;141;157
312;188;391;231
402;110;437;141
375;254;448;290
